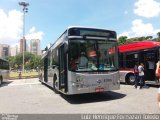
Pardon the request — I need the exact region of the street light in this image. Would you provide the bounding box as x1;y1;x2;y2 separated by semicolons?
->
19;1;29;72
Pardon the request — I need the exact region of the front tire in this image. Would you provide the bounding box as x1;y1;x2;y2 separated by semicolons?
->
53;75;59;94
126;74;135;85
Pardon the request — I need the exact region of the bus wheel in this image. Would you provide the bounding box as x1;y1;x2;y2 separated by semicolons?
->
126;74;135;85
53;75;59;94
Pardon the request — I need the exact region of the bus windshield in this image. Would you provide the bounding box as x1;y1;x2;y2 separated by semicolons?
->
68;39;118;72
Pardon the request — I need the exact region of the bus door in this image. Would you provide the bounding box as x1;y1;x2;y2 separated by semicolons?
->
44;57;48;82
143;50;156;81
47;51;53;85
58;44;68;93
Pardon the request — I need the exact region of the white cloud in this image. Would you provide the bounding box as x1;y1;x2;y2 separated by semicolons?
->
29;26;36;33
134;0;160;18
119;19;160;38
131;19;156;36
118;32;130;38
0;9;44;46
0;9;22;45
26;27;44;40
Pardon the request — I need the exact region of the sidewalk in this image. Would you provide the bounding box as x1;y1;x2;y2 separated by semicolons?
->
4;78;40;86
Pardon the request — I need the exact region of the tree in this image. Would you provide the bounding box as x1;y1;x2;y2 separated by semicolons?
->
33;55;43;70
157;32;160;38
118;35;153;45
8;52;42;70
118;36;128;45
157;32;160;41
6;56;15;70
146;36;153;40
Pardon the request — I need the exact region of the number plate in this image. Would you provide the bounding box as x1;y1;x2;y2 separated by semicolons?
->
95;88;104;92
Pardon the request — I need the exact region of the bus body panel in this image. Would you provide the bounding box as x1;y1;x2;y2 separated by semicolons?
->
119;70;134;83
0;70;9;80
41;69;120;95
40;67;59;88
0;58;9;86
67;71;120;95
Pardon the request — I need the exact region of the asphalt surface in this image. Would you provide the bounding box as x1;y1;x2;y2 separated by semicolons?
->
0;78;159;114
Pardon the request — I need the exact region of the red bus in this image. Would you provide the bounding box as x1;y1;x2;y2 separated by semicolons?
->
118;41;160;85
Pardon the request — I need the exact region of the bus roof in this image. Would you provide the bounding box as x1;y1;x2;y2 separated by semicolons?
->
67;26;115;31
118;41;160;53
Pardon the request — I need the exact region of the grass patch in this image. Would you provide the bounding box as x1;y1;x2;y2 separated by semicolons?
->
10;72;39;78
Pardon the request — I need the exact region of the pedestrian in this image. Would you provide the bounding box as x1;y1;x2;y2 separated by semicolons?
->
158;88;160;109
155;60;160;108
155;60;160;83
134;62;139;89
19;72;22;79
138;63;145;89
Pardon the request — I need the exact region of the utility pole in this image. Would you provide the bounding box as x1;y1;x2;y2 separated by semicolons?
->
19;1;29;72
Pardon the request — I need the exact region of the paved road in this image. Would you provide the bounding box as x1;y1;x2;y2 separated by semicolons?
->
0;78;159;114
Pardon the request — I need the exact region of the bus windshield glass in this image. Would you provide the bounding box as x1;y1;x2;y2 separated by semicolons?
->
68;39;118;72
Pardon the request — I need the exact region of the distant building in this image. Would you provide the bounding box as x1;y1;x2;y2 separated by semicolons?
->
10;45;19;56
0;44;10;58
26;42;30;52
20;38;27;53
30;39;41;55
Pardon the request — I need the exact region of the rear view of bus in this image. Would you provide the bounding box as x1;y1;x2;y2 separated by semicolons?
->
40;26;120;95
0;58;9;86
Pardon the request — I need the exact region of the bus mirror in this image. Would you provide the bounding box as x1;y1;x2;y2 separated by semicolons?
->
44;46;48;51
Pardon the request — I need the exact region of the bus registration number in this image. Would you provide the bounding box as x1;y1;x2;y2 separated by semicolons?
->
95;88;104;92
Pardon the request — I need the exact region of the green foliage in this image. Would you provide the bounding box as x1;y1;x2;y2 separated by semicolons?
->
118;31;160;45
157;32;160;42
118;35;154;45
157;32;160;39
118;36;128;45
8;52;42;70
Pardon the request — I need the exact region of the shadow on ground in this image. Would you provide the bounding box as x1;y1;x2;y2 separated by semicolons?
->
0;81;13;87
60;91;126;104
120;82;160;88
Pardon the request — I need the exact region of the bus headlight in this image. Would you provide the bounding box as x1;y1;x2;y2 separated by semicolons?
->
72;82;80;88
72;76;84;88
72;83;75;86
76;76;84;82
76;76;80;82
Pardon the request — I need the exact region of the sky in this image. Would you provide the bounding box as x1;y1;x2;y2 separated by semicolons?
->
0;0;160;49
